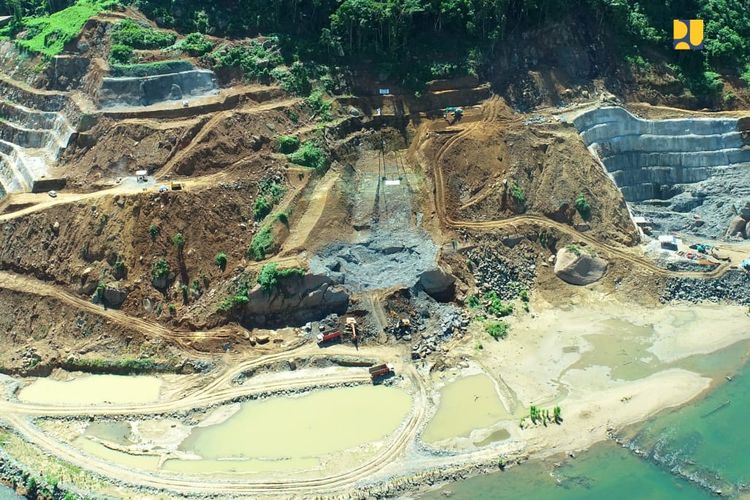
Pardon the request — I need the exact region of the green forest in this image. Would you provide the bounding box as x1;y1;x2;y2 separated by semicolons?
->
1;0;749;96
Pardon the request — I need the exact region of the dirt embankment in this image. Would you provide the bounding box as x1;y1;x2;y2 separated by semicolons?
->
0;178;288;324
0;288;170;375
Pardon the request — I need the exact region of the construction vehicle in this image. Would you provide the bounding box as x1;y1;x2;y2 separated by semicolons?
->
443;106;464;125
317;330;342;345
346;317;358;340
369;363;393;382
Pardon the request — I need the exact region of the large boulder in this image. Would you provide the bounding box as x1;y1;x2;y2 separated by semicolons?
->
554;247;608;286
92;285;128;307
726;216;747;238
416;268;456;302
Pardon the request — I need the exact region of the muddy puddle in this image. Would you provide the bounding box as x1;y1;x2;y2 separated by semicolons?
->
423;373;512;446
73;385;412;476
18;374;162;405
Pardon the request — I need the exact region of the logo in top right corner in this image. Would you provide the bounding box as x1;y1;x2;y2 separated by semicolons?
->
674;19;704;50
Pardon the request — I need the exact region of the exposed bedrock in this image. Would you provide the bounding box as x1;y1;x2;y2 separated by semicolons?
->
573;106;750;238
240;274;350;328
99;69;219;108
0;77;75;198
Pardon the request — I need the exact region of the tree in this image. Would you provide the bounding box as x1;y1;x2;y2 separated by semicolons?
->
172;233;185;254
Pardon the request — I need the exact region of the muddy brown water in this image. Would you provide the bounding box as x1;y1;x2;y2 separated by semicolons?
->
422;373;512;445
18;374;162;405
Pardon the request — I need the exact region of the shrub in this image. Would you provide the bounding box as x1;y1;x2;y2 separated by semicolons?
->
178;32;213;56
111;18;176;49
277;135;300;154
574;193;591;220
467;294;480;308
109;43;133;64
257;263;305;292
259;178;286;203
741;65;750;87
566;244;582;256
205;39;283;83
510;181;526;206
253;196;271;221
248;225;273;260
148;224;159;240
519;289;529;302
288;141;327;172
486;321;509;340
483;291;513;317
151;258;170;280
305;90;332;121
113;256;126;278
214;252;227;271
172;233;185;252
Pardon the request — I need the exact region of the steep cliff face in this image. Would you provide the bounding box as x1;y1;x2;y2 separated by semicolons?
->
572;106;750;238
241;274;349;328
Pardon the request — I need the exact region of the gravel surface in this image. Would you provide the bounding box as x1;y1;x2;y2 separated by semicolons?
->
310;229;438;291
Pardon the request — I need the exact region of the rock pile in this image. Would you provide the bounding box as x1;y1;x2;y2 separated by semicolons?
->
662;271;750;305
467;246;536;300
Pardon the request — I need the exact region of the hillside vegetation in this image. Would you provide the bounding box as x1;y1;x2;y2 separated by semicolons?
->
0;0;749;99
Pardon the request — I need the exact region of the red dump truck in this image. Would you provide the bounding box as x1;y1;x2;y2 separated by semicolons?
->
316;331;342;345
369;363;393;381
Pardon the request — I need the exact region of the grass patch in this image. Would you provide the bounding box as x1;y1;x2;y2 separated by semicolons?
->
110;59;193;77
16;0;116;57
257;262;305;292
205;39;283;83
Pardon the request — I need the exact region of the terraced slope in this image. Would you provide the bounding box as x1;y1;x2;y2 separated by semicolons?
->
0;77;74;198
572;106;750;238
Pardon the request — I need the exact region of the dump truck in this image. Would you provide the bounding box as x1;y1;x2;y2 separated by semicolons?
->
369;363;393;381
316;331;342;344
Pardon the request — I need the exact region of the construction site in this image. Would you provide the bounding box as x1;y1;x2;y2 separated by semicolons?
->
1;3;750;499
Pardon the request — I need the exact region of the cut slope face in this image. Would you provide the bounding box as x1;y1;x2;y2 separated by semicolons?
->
99;67;219;108
573;106;750;238
0;77;74;199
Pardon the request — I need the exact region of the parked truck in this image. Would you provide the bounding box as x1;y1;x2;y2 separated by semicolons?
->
316;330;342;345
369;363;393;382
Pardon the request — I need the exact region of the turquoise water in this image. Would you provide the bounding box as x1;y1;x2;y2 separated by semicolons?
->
424;359;750;499
0;485;21;500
